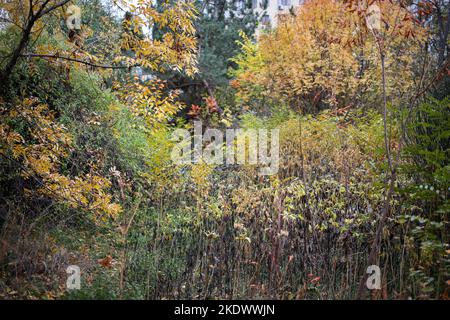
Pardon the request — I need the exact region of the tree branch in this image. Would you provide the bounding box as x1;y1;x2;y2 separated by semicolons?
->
21;53;137;69
36;0;70;19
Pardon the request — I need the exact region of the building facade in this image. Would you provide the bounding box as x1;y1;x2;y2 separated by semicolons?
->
253;0;304;31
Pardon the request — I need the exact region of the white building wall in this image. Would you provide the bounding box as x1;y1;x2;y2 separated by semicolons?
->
253;0;303;31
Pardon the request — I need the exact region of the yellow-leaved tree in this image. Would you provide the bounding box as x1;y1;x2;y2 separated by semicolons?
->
0;98;122;219
0;0;198;81
231;0;424;114
0;0;199;220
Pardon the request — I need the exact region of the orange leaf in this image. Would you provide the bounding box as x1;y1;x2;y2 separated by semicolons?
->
98;255;113;268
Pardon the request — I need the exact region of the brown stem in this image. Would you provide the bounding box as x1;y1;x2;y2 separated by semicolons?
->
381;54;393;173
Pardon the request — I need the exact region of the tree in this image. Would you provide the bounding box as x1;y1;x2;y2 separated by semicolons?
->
0;0;198;86
0;0;199;222
231;0;425;114
0;0;72;85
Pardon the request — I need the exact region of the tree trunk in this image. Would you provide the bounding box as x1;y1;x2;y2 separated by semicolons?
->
0;19;35;87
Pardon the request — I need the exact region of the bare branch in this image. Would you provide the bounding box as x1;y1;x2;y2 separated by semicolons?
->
36;0;70;19
21;53;137;69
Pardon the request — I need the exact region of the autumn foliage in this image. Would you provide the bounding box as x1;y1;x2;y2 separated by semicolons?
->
0;0;448;301
232;0;425;113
